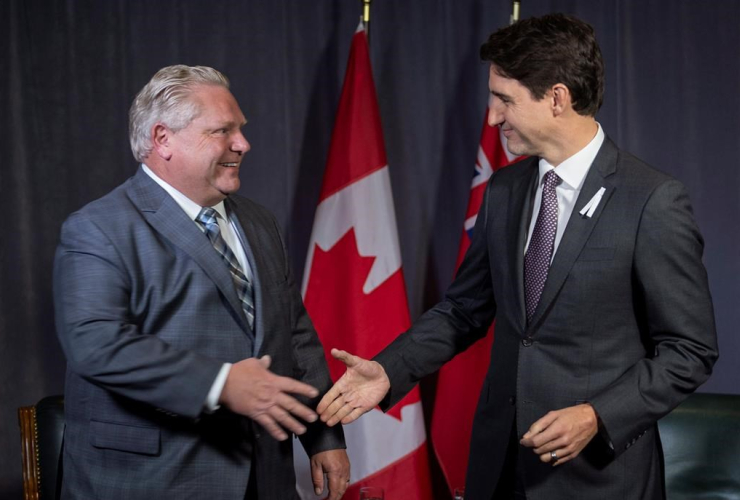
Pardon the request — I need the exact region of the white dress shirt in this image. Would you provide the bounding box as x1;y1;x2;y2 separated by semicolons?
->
142;164;251;412
524;123;605;259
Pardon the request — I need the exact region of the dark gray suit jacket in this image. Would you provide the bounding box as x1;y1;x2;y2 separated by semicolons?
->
376;137;718;500
54;168;344;499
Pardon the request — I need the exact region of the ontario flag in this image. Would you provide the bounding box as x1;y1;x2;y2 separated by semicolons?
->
293;23;433;499
429;104;523;493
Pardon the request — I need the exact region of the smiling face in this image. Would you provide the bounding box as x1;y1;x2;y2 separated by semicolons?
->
487;64;555;159
156;84;250;206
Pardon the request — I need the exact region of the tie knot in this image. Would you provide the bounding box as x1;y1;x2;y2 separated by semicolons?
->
197;207;219;227
543;170;561;191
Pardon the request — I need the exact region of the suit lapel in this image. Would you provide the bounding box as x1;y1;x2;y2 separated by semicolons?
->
509;160;540;330
527;138;619;330
127;169;251;335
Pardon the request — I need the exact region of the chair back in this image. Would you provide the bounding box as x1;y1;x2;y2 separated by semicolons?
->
658;392;740;500
18;395;65;500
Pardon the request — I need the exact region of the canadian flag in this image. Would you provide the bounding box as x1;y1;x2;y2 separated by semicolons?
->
293;23;433;499
430;107;523;493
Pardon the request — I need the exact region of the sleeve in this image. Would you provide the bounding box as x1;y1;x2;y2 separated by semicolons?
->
375;176;499;409
53;213;223;419
588;179;718;456
266;215;345;455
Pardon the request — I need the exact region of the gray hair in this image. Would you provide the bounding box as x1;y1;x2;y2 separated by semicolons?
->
129;65;230;162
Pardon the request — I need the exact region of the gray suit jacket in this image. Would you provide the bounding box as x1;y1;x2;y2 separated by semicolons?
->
376;137;718;500
54;168;344;499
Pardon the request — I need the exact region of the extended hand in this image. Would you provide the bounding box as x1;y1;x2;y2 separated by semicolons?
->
520;403;599;466
219;355;319;441
310;449;350;500
317;349;390;427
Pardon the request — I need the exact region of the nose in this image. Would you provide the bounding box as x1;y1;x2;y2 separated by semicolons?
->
232;131;250;154
488;100;505;127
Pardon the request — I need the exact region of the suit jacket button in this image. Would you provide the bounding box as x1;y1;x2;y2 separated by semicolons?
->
509;396;516;405
522;337;533;347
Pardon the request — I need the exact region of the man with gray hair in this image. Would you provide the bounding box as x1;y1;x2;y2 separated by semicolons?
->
54;65;349;499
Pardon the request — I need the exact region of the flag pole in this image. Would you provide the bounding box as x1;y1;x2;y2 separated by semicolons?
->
362;0;372;43
510;0;521;25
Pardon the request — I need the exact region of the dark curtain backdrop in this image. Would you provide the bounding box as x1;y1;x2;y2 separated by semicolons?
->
2;0;738;496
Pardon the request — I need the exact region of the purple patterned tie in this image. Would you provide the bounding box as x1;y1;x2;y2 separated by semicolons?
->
524;170;561;323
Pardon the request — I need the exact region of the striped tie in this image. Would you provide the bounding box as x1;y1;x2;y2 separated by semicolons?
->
196;207;255;332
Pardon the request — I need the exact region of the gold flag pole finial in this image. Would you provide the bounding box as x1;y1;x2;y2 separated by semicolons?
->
363;0;372;42
510;0;521;25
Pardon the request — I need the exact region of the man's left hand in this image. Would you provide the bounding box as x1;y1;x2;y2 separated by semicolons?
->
520;403;599;466
310;449;350;499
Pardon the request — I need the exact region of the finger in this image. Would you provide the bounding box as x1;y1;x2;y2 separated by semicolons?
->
340;406;369;425
277;393;318;423
552;451;577;467
533;436;568;455
310;458;324;496
269;405;307;436
539;448;575;466
259;354;272;369
274;375;320;399
325;401;356;427
320;394;349;424
254;414;288;441
317;380;346;415
326;470;348;500
521;411;559;445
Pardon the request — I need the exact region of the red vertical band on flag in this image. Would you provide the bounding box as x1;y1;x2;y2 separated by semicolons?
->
318;27;387;202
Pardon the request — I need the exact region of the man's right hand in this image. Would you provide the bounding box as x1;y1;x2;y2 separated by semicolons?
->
219;355;319;441
317;348;391;427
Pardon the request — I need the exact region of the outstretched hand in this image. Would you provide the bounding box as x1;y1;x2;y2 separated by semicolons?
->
219;355;319;441
317;349;391;427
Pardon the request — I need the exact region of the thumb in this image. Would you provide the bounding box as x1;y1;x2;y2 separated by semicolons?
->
310;459;324;496
259;354;272;370
331;348;358;368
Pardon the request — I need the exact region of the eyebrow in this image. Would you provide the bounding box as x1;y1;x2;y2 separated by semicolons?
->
490;90;512;101
213;119;247;129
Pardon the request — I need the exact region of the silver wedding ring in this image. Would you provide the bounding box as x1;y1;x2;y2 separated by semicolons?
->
550;450;558;461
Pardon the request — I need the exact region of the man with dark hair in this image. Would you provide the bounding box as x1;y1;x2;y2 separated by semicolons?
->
54;65;349;499
317;14;717;500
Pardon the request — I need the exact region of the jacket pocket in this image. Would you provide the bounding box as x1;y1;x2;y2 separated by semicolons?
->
90;419;161;456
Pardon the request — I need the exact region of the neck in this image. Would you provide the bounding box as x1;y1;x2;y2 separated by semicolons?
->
544;118;598;166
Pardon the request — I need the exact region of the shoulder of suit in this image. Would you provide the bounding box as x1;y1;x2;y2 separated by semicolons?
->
227;194;275;221
492;156;538;183
612;147;681;193
70;176;139;222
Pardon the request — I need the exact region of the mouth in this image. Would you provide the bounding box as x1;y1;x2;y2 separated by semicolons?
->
219;162;240;168
501;128;513;137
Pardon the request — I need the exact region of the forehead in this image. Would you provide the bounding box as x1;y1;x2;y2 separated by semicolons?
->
189;84;246;123
488;65;523;93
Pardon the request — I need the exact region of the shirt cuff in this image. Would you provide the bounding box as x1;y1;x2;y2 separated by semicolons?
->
204;363;232;413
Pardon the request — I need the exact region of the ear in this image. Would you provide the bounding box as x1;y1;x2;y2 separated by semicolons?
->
550;83;572;116
151;123;173;160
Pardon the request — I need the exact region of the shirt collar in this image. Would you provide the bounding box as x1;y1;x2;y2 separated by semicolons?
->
537;122;605;190
141;164;228;221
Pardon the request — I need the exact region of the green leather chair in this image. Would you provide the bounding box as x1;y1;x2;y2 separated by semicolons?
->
658;392;740;499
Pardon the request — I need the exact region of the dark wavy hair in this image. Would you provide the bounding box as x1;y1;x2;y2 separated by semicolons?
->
480;13;604;116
